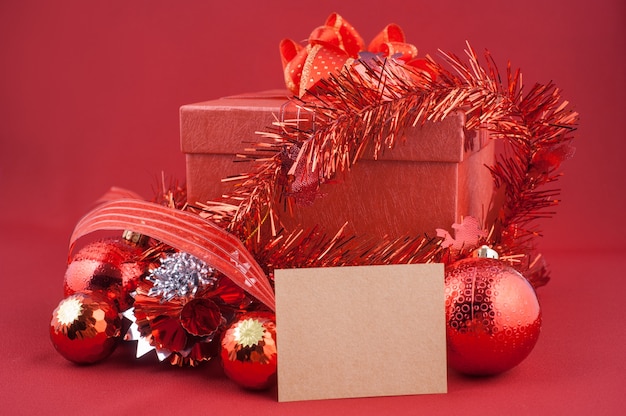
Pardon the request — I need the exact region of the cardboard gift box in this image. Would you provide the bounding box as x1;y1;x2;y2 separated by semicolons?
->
180;91;495;239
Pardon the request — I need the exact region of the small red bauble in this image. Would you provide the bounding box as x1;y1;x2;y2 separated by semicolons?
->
445;256;541;375
50;291;122;364
220;312;277;389
64;237;146;311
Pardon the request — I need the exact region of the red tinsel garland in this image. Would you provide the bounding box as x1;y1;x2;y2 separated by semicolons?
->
192;43;577;288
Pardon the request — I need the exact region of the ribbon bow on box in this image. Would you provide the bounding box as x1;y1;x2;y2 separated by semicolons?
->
280;13;434;97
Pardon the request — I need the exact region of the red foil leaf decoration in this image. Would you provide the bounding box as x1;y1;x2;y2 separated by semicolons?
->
210;277;252;309
437;216;488;252
133;281;183;321
531;143;576;174
70;198;275;311
150;315;189;352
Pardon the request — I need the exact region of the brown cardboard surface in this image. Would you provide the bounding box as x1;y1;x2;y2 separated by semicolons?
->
274;264;448;402
180;91;495;240
185;140;495;239
179;92;474;162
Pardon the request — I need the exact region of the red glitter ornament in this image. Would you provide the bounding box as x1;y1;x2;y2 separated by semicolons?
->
128;278;225;367
50;291;122;364
124;252;248;367
445;252;542;375
64;235;146;311
220;312;277;389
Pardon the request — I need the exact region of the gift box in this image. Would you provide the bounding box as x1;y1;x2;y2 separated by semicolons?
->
180;91;495;239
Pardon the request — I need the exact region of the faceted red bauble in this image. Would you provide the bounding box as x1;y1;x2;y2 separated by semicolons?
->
220;312;277;389
63;238;145;311
445;257;542;375
50;291;122;364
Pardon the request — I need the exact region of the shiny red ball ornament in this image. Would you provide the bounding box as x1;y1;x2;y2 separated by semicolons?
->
64;236;146;311
220;312;277;389
50;291;122;364
445;255;542;375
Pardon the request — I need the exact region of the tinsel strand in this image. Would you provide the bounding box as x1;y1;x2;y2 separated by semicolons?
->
197;44;577;287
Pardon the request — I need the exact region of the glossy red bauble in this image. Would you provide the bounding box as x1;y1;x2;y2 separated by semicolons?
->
63;238;146;311
50;291;122;364
220;312;277;389
445;257;541;375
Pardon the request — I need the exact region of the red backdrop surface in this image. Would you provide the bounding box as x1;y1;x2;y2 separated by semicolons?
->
1;1;624;415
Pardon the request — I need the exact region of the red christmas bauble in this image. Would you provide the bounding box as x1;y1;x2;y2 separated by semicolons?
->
50;291;122;364
64;238;146;311
445;257;541;375
220;312;277;389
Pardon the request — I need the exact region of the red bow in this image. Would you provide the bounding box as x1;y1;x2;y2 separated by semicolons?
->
280;13;433;97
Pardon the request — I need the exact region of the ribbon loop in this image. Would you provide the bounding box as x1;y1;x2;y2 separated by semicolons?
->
280;14;423;97
367;23;409;52
378;42;418;61
319;12;364;57
70;195;276;311
279;38;302;67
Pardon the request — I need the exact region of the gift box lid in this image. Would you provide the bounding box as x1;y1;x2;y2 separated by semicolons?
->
180;90;488;163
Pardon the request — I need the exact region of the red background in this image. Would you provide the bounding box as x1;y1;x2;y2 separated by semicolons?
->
1;1;624;414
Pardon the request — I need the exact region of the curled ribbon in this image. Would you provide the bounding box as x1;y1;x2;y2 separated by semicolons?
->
69;193;276;311
280;12;433;97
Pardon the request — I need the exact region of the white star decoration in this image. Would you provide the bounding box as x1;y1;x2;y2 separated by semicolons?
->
122;308;171;361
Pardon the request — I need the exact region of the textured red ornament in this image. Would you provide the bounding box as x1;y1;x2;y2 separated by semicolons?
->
50;291;121;364
64;238;146;311
220;312;277;389
179;298;223;336
128;276;229;367
445;257;542;375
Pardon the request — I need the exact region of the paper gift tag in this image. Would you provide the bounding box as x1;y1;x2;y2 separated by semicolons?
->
274;263;447;402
